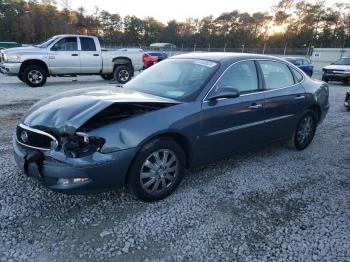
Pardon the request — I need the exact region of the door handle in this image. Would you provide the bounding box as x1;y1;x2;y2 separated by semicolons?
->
295;95;306;100
249;103;263;109
71;54;79;56
93;54;99;56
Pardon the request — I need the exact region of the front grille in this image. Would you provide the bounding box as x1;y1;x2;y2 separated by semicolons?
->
325;69;345;74
16;124;57;150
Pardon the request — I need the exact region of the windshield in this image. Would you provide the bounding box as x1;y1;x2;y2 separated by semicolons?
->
124;58;219;102
35;37;59;48
334;58;350;65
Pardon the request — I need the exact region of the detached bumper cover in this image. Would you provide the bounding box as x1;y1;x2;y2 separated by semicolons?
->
13;136;137;194
0;62;21;75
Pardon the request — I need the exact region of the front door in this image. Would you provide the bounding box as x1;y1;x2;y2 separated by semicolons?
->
200;60;267;160
48;37;80;74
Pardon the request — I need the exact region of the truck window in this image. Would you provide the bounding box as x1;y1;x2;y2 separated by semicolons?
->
51;37;78;51
80;37;96;51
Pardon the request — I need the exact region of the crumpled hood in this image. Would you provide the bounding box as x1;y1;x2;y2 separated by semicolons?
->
323;65;350;71
23;86;179;135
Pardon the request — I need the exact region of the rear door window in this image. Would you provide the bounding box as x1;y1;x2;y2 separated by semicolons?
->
258;60;295;89
80;37;96;51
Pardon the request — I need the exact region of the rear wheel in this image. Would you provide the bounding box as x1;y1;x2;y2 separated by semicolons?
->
23;65;47;87
127;138;186;202
147;61;154;68
113;65;132;84
290;111;317;150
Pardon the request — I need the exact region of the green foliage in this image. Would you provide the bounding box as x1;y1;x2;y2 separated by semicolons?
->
0;0;349;48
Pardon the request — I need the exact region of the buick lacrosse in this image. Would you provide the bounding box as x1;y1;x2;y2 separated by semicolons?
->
13;53;329;201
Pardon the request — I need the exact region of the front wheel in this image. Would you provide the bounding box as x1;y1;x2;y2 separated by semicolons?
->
101;74;113;81
113;65;132;84
291;112;317;150
127;139;186;202
23;65;47;87
17;73;25;82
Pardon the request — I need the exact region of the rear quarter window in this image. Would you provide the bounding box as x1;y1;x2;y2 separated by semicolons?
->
290;67;304;82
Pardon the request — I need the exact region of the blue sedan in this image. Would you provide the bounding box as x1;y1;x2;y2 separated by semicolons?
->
284;57;314;77
13;53;329;201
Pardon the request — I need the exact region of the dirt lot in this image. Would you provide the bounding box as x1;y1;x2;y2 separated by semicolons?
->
0;74;349;262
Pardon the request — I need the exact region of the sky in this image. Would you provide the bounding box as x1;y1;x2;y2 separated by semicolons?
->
69;0;342;23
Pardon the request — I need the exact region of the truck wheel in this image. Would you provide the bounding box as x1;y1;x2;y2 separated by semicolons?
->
114;65;132;84
23;65;47;87
101;74;113;81
17;73;25;82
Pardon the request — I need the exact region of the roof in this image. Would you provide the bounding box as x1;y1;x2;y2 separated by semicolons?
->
171;52;282;63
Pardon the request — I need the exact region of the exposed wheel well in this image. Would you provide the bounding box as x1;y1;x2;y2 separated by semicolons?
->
112;57;134;76
20;60;49;76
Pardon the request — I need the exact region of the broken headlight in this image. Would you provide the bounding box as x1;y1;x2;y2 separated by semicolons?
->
62;132;105;158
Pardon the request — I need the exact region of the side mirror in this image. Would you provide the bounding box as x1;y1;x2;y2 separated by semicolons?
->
51;46;58;51
207;86;240;101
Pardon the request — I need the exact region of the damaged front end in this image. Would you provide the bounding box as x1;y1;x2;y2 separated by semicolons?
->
13;93;179;193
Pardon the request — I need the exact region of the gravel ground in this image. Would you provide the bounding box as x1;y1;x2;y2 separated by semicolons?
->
0;74;349;261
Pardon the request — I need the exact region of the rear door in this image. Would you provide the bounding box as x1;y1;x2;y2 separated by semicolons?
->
200;60;267;160
257;60;308;141
48;37;80;74
79;37;102;74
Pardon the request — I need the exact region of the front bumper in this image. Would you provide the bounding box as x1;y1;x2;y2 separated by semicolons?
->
322;72;350;82
13;136;137;194
0;62;21;75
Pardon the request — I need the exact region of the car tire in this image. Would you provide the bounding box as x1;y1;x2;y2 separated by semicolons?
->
289;111;317;150
101;74;114;81
147;61;154;68
17;73;25;82
113;65;132;84
127;138;186;202
23;65;47;87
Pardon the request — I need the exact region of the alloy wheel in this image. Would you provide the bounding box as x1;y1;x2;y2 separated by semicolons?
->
296;115;314;146
140;149;178;195
28;70;43;84
118;70;130;82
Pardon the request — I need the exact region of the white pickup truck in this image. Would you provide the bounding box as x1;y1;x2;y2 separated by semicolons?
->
0;35;144;87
